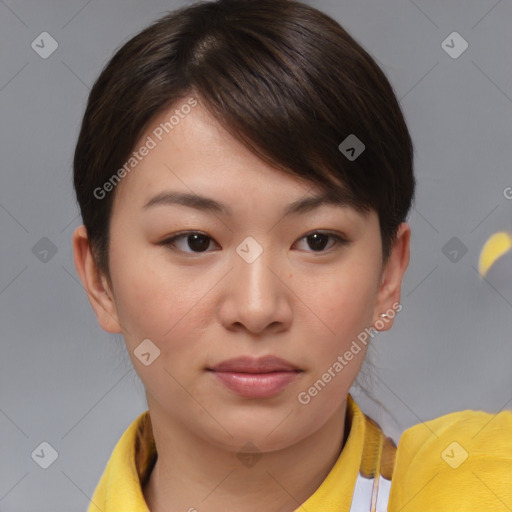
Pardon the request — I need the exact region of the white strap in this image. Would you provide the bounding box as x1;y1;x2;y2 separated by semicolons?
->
349;473;391;512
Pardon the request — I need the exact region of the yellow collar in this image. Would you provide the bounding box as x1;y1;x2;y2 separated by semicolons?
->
88;394;395;512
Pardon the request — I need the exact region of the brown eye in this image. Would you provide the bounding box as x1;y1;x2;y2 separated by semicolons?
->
294;231;349;253
306;233;331;251
161;232;219;253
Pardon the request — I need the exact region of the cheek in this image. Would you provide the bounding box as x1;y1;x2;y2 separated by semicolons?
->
293;263;379;394
305;265;378;339
109;248;209;348
110;258;215;397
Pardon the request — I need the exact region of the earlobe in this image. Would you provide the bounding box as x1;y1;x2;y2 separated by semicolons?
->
72;225;123;334
373;222;411;330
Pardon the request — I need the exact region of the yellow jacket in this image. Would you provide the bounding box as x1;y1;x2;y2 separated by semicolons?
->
87;394;512;511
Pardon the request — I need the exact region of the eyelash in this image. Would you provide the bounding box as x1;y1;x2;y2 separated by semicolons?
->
159;230;350;255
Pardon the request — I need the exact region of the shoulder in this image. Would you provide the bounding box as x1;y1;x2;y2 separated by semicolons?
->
387;407;512;512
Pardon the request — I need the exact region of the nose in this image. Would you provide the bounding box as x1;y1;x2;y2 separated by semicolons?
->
217;240;293;335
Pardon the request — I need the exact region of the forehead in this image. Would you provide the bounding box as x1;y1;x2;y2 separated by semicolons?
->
109;103;297;200
109;101;367;223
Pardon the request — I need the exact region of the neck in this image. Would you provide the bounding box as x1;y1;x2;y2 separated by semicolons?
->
143;397;349;512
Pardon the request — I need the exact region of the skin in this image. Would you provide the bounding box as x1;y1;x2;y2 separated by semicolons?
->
73;98;410;512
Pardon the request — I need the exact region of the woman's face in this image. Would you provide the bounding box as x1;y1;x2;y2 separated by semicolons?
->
74;98;409;452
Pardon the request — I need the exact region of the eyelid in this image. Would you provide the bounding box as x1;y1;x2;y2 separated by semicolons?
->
159;230;220;254
295;230;351;252
301;229;351;243
159;230;351;254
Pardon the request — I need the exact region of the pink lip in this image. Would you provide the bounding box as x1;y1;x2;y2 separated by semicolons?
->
208;355;300;373
207;356;302;398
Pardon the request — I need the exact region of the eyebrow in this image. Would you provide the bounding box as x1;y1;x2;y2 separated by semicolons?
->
142;190;354;217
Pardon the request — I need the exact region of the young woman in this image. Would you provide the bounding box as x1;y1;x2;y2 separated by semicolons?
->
71;1;512;510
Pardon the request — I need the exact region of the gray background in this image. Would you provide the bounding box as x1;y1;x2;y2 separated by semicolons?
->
1;0;511;510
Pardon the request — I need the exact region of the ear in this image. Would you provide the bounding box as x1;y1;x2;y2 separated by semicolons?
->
72;225;122;333
372;222;410;330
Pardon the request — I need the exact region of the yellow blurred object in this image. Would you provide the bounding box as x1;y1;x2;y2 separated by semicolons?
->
478;231;512;277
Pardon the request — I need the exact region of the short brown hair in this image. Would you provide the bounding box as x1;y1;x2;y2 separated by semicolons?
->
73;0;415;280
